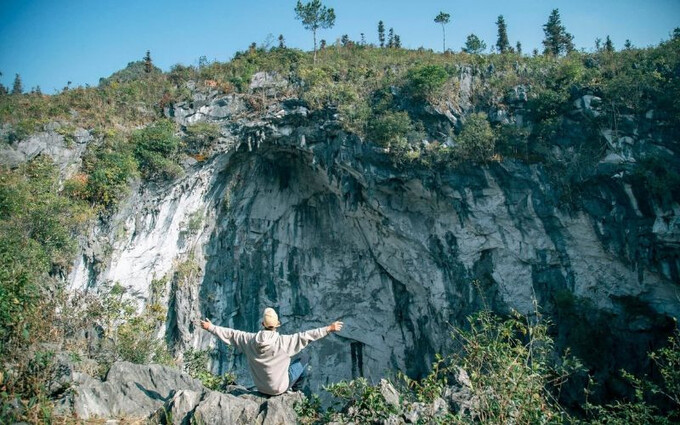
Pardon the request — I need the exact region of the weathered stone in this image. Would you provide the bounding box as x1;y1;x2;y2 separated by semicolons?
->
192;391;261;424
56;362;203;420
379;379;401;410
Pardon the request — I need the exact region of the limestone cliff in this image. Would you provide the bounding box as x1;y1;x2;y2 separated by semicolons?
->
63;70;679;401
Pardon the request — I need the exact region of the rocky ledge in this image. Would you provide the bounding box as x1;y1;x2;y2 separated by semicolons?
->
54;361;302;424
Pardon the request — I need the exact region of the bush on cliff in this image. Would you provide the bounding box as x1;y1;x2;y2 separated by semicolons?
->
132;119;183;180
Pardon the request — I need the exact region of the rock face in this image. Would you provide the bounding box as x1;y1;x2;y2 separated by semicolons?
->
0;124;91;178
66;77;679;402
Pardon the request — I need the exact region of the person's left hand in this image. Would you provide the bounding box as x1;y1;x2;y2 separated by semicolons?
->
200;318;212;331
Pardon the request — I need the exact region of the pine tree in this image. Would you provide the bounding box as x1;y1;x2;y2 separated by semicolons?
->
542;9;574;56
144;50;152;73
394;34;401;48
388;28;394;48
320;39;326;50
495;15;511;54
35;85;42;95
624;39;633;49
516;41;522;55
604;35;614;52
595;37;602;51
673;27;680;40
11;73;23;95
294;0;336;64
378;21;385;48
341;34;350;47
434;11;451;52
0;72;5;96
463;34;487;54
278;34;286;49
360;33;366;46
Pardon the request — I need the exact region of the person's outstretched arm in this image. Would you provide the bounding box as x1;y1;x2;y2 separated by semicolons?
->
280;321;343;356
200;318;255;351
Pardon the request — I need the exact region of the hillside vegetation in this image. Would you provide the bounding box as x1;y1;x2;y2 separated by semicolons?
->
1;36;679;422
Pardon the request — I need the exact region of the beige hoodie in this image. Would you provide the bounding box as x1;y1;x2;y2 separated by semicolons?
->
208;324;329;395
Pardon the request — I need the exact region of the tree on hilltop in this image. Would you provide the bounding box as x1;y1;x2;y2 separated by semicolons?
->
295;0;336;64
378;21;385;48
144;50;153;74
495;15;511;54
434;11;451;52
463;34;486;54
516;41;522;55
542;9;574;56
278;34;286;49
12;73;23;95
604;35;614;52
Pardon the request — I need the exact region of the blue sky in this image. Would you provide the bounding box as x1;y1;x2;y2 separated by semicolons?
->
1;0;678;93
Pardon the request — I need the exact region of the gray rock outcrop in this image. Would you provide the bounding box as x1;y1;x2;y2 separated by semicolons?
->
55;362;203;419
55;362;303;423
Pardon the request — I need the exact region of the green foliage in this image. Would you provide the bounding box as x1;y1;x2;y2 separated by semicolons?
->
174;255;201;287
406;64;449;100
183;348;236;390
12;73;23;95
434;12;451;52
463;34;487;54
454;310;579;424
89;282;172;366
454;112;496;162
325;378;400;423
398;353;453;403
495;15;511;54
184;122;221;156
132;119;183;180
70;132;138;208
295;0;335;61
0;158;90;354
366;110;412;148
543;9;574;56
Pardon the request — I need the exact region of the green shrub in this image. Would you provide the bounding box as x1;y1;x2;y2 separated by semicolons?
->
183;348;236;390
324;378;400;423
0;158;90;354
78;133;138;208
406;64;449;100
366;110;412;147
184;122;221;155
453;310;580;424
454;112;496;162
132;119;183;180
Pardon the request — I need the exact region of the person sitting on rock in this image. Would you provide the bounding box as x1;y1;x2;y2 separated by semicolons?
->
200;308;343;395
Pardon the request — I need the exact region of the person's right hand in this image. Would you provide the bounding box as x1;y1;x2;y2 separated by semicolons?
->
200;318;212;331
328;321;344;333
